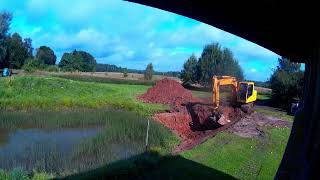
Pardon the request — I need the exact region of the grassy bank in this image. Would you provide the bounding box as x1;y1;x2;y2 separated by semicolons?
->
0;76;166;116
55;74;156;86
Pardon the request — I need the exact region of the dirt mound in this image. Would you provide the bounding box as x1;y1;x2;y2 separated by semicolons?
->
138;78;199;108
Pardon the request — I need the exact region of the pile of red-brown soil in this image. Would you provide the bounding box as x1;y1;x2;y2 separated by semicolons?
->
139;78;200;109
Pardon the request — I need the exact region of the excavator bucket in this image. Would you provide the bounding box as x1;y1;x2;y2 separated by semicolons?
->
209;111;231;126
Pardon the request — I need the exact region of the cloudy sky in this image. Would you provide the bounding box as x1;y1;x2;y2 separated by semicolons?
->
0;0;280;81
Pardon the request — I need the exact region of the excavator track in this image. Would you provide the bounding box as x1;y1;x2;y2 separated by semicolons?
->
240;102;255;114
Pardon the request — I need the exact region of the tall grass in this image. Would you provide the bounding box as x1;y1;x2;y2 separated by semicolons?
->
0;76;166;116
0;168;53;180
0;109;107;129
70;110;178;173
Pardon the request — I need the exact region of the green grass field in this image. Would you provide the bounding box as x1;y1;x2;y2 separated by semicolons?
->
191;90;211;99
191;90;230;100
0;76;166;116
257;92;271;100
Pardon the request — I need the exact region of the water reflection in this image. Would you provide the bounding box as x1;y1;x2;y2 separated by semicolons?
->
0;128;101;173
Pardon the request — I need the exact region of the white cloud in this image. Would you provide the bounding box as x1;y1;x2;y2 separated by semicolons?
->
31;26;42;34
250;68;257;72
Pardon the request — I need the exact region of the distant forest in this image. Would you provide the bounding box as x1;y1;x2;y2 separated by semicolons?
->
96;63;180;77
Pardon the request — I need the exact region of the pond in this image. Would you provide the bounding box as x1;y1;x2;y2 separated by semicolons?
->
0;128;102;173
0;109;166;175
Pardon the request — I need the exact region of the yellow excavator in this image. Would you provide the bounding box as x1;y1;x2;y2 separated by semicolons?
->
212;76;257;113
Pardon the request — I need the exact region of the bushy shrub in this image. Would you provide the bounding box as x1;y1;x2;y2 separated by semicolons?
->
59;50;96;72
22;58;42;73
45;65;59;72
270;57;304;109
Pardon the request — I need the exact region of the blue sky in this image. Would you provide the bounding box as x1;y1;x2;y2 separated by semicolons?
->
0;0;280;81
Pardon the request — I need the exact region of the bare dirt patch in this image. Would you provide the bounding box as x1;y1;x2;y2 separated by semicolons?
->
227;112;292;138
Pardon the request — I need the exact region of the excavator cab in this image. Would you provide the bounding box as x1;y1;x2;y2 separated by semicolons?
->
237;82;257;104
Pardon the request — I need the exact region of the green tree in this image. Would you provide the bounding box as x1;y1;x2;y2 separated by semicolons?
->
184;43;244;85
0;12;12;68
221;48;244;80
181;54;198;84
270;57;304;109
59;50;96;72
36;46;56;65
23;38;33;58
144;63;153;80
277;56;301;73
6;33;31;69
197;43;222;84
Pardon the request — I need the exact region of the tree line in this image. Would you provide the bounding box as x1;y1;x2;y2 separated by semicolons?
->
0;12;96;72
96;63;180;77
181;43;244;85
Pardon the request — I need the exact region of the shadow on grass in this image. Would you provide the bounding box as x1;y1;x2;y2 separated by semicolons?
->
255;98;272;106
61;151;236;180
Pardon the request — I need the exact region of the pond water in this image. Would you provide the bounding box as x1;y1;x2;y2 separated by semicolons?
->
0;109;153;175
0;128;103;173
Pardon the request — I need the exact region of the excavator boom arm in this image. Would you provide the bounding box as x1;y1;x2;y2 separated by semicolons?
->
212;76;238;108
